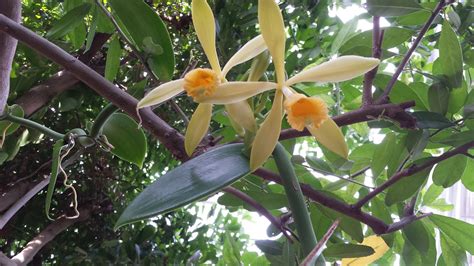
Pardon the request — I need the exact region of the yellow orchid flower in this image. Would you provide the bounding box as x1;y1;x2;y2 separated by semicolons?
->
250;0;380;170
137;0;277;156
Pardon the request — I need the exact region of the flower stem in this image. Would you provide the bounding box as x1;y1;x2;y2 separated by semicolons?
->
3;113;65;140
90;103;118;138
272;143;324;264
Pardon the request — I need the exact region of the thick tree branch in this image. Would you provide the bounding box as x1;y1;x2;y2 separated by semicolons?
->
279;101;416;140
11;206;92;265
0;0;21;115
0;252;15;266
0;15;187;160
376;0;448;104
223;187;294;242
354;141;474;209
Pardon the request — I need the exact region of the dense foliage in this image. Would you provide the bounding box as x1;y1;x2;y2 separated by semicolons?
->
0;0;473;265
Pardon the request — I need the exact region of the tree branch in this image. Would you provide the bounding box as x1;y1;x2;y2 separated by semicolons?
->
354;141;474;209
15;33;111;117
376;0;448;104
253;168;389;234
0;0;21;115
0;252;15;266
222;187;295;242
11;206;93;265
279;101;416;140
362;16;382;106
0;14;187;160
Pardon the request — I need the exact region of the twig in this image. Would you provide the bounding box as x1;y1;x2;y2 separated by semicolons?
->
385;213;433;233
354;141;474;209
300;219;340;266
376;0;448;104
222;187;295;242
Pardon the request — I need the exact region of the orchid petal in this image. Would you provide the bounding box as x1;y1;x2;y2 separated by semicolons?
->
226;101;257;132
137;79;185;108
286;56;380;86
196;82;277;104
191;0;221;75
250;91;284;170
221;35;267;78
258;0;286;86
185;103;212;156
307;118;348;159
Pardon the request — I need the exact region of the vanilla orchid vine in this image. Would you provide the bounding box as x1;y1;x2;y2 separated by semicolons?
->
249;0;380;170
137;0;276;155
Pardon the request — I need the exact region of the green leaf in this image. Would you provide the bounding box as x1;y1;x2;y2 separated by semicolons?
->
340;28;413;53
429;214;474;254
374;74;427;110
108;0;174;80
461;159;474;192
440;233;468;266
46;3;91;39
115;144;250;228
422;183;444;205
0;105;24;137
255;240;283;256
437;130;474;147
102;113;147;168
403;220;429;254
425;198;453;212
331;18;358;55
323;244;374;258
439;20;463;89
366;0;423;17
316;203;364;243
428;82;449;115
447;83;468;114
222;232;241;265
385;161;431;206
45;139;64;220
104;35;122;82
396;10;431;26
411;111;454;129
306;155;333;174
432;154;467;188
371;133;397;178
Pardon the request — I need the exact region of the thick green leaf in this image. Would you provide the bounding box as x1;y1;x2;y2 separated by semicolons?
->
432;154;467;188
403;220;429;254
411;111;454;129
0;105;24;137
46;3;91;39
429;214;474;254
385;163;431;206
439;20;463;89
461;159;474;192
374;74;427;110
440;233;468;266
105;35;122;81
316;203;364;243
367;0;422;17
306;155;333;174
428;82;449;115
102;113;147;168
45;139;65;220
397;10;431;26
108;0;174;80
323;244;374;258
115;144;250;228
65;0;87;50
447;83;468;114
